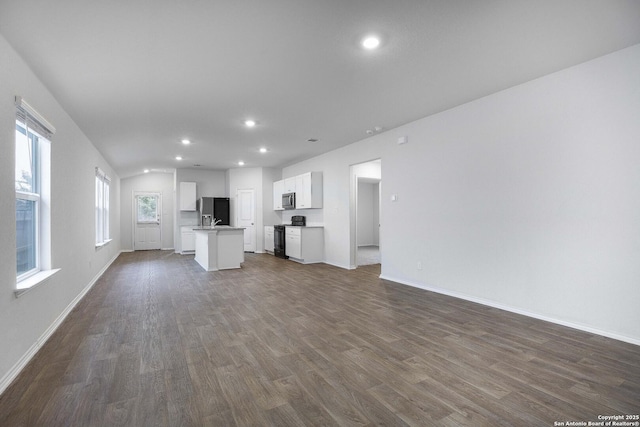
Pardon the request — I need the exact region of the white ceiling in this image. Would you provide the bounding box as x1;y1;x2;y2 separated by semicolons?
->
2;1;640;178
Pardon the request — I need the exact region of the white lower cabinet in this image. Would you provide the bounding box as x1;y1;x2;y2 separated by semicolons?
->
285;226;323;263
264;226;274;253
285;229;301;258
181;226;195;253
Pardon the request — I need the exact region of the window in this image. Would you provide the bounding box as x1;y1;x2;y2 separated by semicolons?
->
136;195;159;223
95;168;111;246
15;96;55;284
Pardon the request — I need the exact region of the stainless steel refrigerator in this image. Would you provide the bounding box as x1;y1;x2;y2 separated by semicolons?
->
197;197;230;226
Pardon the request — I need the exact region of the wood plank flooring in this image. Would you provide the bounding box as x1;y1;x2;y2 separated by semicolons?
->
1;251;639;426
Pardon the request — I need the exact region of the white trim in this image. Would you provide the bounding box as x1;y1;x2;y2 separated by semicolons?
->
15;96;56;134
15;191;39;201
95;238;112;249
0;252;120;395
15;268;61;297
379;274;640;347
322;260;355;270
95;170;111;246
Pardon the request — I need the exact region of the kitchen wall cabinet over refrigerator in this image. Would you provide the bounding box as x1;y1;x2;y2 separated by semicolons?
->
180;182;197;211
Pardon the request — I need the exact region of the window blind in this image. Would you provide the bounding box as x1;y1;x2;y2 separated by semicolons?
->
15;96;56;138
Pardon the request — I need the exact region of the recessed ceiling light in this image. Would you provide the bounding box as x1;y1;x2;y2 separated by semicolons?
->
259;147;268;153
175;156;183;160
362;35;380;50
244;119;256;128
238;161;245;166
143;169;150;173
181;138;191;145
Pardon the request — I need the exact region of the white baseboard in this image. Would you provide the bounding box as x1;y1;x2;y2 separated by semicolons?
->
379;274;640;347
323;260;355;270
0;252;121;395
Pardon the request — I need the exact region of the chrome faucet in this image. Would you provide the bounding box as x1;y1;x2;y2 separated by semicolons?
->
213;218;222;227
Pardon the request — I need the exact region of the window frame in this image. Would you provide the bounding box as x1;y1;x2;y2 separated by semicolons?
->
15;118;43;281
14;96;56;290
95;167;111;247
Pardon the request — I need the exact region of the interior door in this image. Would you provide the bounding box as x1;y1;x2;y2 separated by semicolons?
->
134;193;161;250
236;189;256;252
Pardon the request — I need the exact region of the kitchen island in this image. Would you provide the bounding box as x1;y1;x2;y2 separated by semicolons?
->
193;226;244;271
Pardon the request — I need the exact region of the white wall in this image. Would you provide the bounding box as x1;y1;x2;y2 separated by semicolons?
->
357;182;376;246
284;44;640;344
0;34;121;391
120;172;174;251
352;161;381;180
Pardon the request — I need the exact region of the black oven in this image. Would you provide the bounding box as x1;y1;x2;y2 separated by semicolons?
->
274;225;288;259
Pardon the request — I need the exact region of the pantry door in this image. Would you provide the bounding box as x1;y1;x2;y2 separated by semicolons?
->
236;189;255;252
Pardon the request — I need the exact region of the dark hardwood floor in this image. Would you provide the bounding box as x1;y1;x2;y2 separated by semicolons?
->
1;251;639;426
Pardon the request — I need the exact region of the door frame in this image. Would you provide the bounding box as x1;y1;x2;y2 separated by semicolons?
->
349;159;382;269
132;191;162;250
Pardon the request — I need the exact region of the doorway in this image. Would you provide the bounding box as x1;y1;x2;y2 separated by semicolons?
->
349;159;382;269
134;192;161;250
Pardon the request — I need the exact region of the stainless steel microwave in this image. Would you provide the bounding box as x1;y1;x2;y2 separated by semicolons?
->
282;192;296;210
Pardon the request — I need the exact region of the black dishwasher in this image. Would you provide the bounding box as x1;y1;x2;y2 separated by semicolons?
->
274;225;288;259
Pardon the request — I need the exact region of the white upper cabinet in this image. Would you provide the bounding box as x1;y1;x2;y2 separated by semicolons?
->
295;172;323;209
273;180;284;211
273;172;323;210
179;181;197;211
283;177;296;193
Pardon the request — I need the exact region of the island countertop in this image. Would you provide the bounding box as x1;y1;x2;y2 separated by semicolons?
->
192;226;245;231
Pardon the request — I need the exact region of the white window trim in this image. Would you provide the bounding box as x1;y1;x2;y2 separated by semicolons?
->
15;268;61;298
95;167;111;247
15;96;57;292
95;239;113;249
